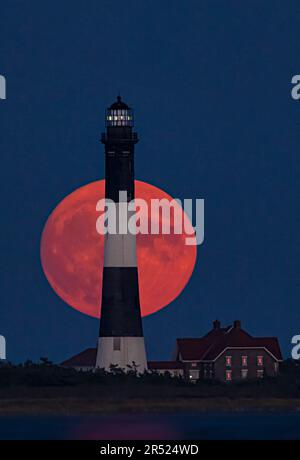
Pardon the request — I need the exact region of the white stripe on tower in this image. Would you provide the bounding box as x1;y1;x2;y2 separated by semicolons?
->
103;204;137;268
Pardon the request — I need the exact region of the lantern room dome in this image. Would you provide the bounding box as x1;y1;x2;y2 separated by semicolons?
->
109;95;130;110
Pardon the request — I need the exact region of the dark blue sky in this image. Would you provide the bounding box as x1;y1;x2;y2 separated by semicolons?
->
1;0;300;363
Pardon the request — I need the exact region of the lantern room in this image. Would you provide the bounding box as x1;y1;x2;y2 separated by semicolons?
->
106;95;134;127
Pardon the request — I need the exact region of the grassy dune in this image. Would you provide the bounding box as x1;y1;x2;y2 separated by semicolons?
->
0;396;299;415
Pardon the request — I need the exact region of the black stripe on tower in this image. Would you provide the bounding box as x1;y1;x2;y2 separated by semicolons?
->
100;267;143;337
105;145;135;202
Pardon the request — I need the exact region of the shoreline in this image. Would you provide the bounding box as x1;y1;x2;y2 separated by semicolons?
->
0;398;299;415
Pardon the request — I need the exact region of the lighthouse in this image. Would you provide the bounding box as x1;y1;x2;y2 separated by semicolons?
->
95;96;148;372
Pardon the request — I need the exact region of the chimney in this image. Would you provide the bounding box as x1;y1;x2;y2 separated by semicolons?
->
213;319;221;330
233;320;241;329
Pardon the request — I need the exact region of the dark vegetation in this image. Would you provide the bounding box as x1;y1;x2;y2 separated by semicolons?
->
0;359;299;399
0;359;299;414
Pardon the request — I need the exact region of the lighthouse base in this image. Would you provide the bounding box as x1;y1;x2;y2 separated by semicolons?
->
95;337;148;373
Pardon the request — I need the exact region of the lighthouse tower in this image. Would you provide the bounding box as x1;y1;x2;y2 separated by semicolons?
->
95;96;148;372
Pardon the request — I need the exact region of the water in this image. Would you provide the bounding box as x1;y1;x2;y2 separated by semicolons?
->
0;413;300;440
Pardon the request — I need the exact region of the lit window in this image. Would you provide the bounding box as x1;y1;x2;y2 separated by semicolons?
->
106;108;134;127
257;356;263;366
226;370;232;381
189;370;199;381
225;356;232;367
242;356;248;367
241;369;248;379
257;369;264;379
191;363;197;368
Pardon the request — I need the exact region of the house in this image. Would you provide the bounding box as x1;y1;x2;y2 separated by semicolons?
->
61;320;282;382
169;319;282;382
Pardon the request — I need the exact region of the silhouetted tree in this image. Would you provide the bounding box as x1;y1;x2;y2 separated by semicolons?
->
39;357;53;366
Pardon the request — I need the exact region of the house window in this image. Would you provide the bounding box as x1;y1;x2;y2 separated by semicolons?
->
225;356;232;367
257;369;264;379
226;370;232;381
189;370;199;381
241;369;248;379
191;362;197;368
274;362;279;373
242;356;248;367
257;356;263;366
113;337;121;351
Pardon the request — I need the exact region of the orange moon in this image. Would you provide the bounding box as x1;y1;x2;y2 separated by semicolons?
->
40;180;197;318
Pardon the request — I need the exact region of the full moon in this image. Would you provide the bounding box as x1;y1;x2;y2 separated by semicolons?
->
40;180;197;318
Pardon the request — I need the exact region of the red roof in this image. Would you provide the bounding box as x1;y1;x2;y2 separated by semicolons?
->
61;348;96;367
176;327;229;360
176;322;282;361
61;321;282;369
